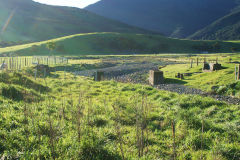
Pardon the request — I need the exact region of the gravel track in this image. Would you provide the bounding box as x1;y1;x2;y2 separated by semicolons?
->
75;61;240;105
75;61;175;81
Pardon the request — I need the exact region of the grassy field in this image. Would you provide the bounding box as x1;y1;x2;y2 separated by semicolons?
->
161;54;240;97
0;54;240;159
0;69;239;160
0;33;104;54
1;32;240;56
227;40;240;43
59;53;240;98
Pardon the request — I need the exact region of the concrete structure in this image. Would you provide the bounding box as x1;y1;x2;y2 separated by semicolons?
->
203;63;222;72
203;63;210;70
34;64;50;76
180;74;184;80
175;73;185;79
175;73;181;78
149;70;164;85
94;71;104;81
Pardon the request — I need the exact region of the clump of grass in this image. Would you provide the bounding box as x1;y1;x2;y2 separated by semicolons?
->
213;81;240;97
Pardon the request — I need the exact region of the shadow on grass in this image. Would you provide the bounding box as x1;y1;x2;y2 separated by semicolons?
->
221;66;228;69
50;64;84;72
164;78;187;85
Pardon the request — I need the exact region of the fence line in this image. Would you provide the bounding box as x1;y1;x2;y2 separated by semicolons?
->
0;56;68;71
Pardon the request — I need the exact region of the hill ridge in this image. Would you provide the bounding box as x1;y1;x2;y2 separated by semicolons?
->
189;9;240;40
86;0;238;38
0;0;151;44
1;32;240;56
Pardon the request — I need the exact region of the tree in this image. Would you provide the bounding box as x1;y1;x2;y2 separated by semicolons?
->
46;41;56;55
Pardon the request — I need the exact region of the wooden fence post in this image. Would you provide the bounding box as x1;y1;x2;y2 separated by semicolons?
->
172;120;176;160
35;69;37;80
44;68;46;78
238;64;240;81
204;57;206;64
235;65;237;81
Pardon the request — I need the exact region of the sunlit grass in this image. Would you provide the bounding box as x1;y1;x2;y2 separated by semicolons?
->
1;32;240;56
0;32;108;53
0;69;239;159
162;54;240;96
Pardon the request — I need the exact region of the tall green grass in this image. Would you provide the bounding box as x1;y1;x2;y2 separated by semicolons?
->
0;70;239;159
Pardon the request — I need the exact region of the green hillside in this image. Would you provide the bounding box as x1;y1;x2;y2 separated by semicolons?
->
0;0;150;45
0;32;240;56
189;9;240;40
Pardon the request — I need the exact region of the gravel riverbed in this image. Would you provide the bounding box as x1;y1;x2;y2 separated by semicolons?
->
75;61;240;105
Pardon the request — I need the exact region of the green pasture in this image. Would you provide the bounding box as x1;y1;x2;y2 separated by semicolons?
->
0;70;239;159
1;32;240;56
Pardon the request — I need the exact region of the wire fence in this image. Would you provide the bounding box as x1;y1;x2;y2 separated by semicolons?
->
0;56;68;71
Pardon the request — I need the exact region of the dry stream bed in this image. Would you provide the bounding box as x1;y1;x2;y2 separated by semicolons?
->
75;60;240;105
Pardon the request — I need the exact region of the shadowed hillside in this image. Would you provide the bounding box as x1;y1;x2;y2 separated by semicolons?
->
189;8;240;40
86;0;238;38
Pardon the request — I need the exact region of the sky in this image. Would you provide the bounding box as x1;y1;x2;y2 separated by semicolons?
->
33;0;100;8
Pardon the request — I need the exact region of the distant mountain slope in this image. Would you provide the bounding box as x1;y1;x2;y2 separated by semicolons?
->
1;32;240;56
86;0;238;38
0;0;150;44
189;9;240;40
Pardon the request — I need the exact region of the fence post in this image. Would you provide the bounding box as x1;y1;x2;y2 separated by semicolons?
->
238;64;240;81
19;58;21;71
44;68;46;78
172;120;176;160
35;69;37;80
235;65;237;81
